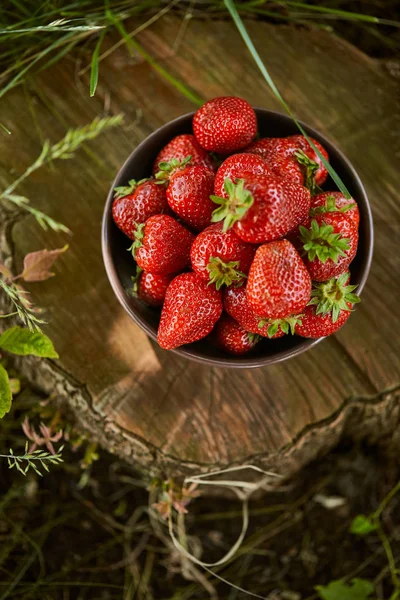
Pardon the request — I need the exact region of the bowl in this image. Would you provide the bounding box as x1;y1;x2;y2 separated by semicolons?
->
102;108;373;368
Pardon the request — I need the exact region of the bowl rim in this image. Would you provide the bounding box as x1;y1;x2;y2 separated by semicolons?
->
102;108;374;369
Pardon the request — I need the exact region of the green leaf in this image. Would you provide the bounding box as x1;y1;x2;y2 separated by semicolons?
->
350;514;377;536
90;30;106;97
0;326;59;358
0;364;12;419
316;578;374;600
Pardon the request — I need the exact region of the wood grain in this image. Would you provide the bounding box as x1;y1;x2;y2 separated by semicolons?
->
0;17;399;476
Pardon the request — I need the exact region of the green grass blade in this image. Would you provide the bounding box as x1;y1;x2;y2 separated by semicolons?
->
89;30;106;97
0;123;11;135
281;1;400;27
224;0;351;199
107;13;203;107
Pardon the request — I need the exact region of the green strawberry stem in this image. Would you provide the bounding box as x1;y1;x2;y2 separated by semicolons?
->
307;273;360;323
207;256;247;290
210;178;254;232
129;223;145;258
131;266;143;296
154;155;193;183
299;219;350;264
295;150;321;196
310;195;357;217
248;332;262;345
258;315;303;338
114;178;150;199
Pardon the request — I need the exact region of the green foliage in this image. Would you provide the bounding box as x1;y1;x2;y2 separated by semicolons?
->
2;442;64;476
0;326;59;358
0;364;12;418
350;514;377;536
316;578;374;600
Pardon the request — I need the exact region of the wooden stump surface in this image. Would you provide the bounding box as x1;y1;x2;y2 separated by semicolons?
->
0;16;399;477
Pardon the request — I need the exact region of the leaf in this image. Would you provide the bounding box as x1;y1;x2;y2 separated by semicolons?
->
350;514;377;536
21;245;68;282
0;364;12;419
316;578;375;600
0;326;59;358
90;30;106;97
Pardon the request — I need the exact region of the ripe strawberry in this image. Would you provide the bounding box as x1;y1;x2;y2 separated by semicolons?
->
287;135;329;187
164;165;216;231
298;213;358;281
193;96;257;153
132;214;194;275
152;134;215;174
190;223;255;289
112;178;169;240
310;191;360;229
132;268;173;307
295;272;360;338
246;240;312;319
213;153;270;198
223;285;301;339
211;314;260;355
243;138;279;160
158;272;223;349
211;173;310;244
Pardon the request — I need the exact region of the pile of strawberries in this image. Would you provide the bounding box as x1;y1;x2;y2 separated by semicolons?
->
112;96;360;356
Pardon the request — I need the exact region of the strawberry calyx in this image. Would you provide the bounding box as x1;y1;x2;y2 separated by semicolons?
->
299;219;350;264
114;178;150;199
307;272;360;323
155;155;193;183
248;332;262;345
210;178;254;232
129;223;145;258
295;150;321;196
206;256;247;290
258;315;303;338
310;195;357;217
131;266;143;296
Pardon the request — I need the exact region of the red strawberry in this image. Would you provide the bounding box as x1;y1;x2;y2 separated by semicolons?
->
298;213;358;281
243;138;279;160
152;134;215;174
287;135;329;187
158;272;222;349
132;214;194;275
223;285;300;339
164;165;216;231
211;314;260;355
296;273;360;338
132;268;173;307
193;96;257;153
213;153;270;198
211;173;310;244
310;191;360;229
246;240;312;318
190;223;255;289
112;179;169;240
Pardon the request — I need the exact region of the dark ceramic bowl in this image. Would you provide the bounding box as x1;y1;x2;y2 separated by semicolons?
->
102;109;373;368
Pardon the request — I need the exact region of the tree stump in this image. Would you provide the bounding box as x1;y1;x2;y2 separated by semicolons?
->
0;16;399;480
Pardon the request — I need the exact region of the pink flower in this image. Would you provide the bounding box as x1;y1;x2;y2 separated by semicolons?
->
22;417;63;455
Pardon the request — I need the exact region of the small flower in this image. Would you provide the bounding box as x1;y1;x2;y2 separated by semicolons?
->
22;417;63;455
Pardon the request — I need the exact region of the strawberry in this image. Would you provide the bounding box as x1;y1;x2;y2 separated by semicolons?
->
246;240;311;318
298;213;358;281
287;135;329;187
310;191;360;229
211;173;310;244
223;285;301;339
158;272;222;349
112;179;169;240
193;96;257;153
295;272;360;338
243;138;279;160
213;153;270;198
211;314;260;355
132;268;173;307
190;223;255;289
164;165;216;231
152;134;215;174
132;214;194;275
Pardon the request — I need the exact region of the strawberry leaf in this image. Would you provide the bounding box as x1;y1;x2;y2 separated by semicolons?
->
211;178;254;232
20;245;68;282
316;578;374;600
0;326;59;358
300;219;350;264
0;364;12;419
350;514;377;536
